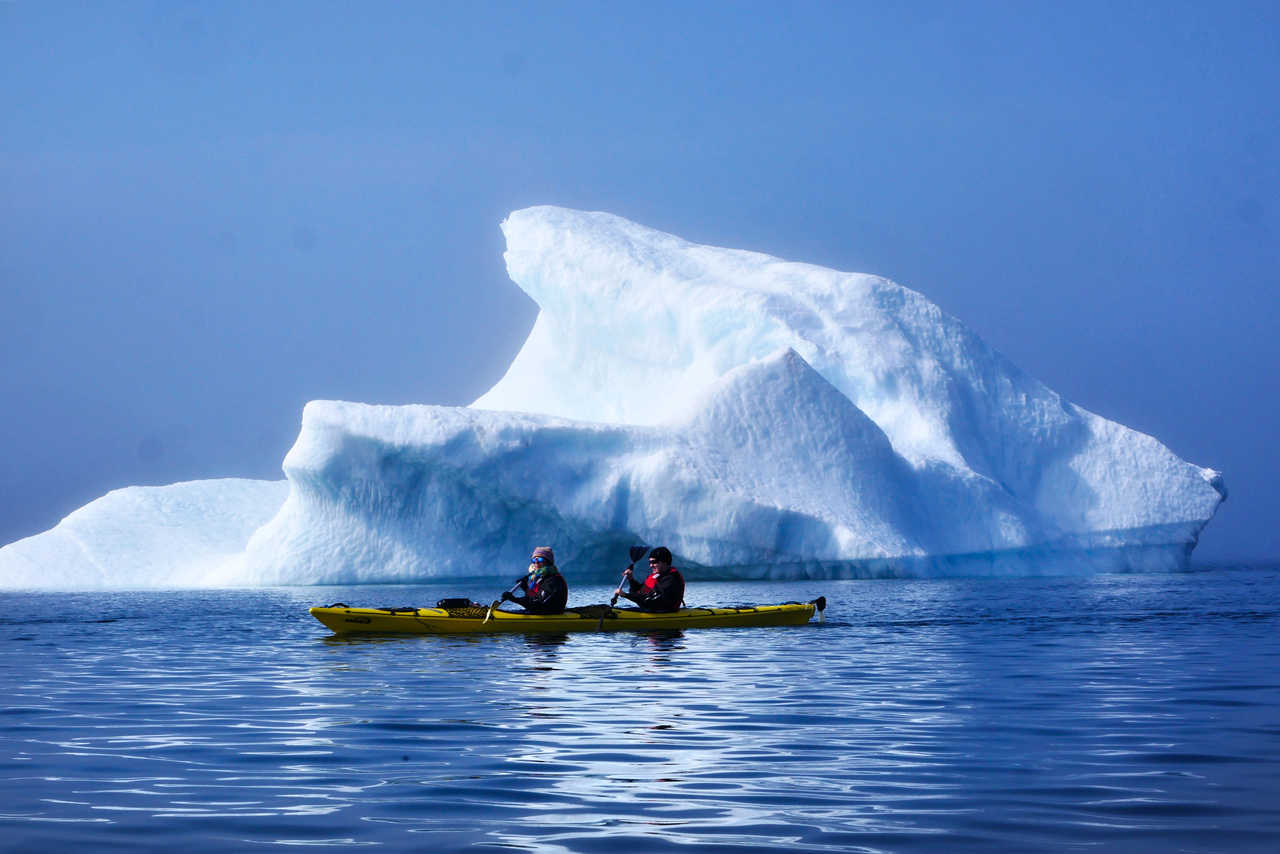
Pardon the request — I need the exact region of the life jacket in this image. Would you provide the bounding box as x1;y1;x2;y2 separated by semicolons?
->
530;568;558;597
642;566;683;588
642;567;685;609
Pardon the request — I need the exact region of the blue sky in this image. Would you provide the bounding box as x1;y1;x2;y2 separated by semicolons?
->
2;1;1277;559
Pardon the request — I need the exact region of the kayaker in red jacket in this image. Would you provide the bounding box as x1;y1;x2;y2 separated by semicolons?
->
614;546;685;612
502;546;569;614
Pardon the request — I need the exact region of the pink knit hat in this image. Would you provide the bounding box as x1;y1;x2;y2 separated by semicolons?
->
531;546;555;564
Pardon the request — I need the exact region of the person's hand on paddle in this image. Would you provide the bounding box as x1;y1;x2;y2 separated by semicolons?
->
609;547;649;609
501;591;515;602
612;567;633;599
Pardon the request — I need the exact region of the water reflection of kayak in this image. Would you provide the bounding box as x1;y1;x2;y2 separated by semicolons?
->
309;597;826;635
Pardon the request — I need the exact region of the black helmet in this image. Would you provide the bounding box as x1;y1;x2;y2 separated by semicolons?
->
649;546;673;564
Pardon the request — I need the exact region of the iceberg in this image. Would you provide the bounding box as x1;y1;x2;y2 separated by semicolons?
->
0;479;288;589
0;207;1225;589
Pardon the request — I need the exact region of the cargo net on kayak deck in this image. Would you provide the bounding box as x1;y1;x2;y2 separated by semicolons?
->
439;605;491;619
566;604;616;620
431;598;489;619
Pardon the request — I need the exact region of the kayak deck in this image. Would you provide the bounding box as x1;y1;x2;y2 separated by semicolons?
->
309;600;824;635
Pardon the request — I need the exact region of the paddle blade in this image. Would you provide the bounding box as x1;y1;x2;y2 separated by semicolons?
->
629;545;649;563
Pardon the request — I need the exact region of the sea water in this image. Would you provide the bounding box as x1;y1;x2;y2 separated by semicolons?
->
2;566;1278;853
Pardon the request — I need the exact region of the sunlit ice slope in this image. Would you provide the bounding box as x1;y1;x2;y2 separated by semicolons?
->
0;480;287;590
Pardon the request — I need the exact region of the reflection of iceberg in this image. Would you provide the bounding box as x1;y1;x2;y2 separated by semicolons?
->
0;207;1225;589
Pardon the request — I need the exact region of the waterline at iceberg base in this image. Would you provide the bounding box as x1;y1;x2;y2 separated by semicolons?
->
0;207;1225;589
723;538;1213;581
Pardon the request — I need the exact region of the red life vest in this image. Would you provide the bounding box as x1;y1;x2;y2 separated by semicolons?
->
643;567;684;595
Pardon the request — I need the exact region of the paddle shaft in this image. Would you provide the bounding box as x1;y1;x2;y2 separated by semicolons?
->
609;565;635;607
484;578;526;624
601;546;649;628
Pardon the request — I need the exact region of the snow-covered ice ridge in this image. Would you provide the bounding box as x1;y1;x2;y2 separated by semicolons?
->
0;207;1225;588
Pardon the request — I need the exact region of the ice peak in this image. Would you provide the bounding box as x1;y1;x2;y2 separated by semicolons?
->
480;206;1053;474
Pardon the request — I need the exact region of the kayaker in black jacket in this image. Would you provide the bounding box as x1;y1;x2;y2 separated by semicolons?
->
502;546;568;614
614;546;685;612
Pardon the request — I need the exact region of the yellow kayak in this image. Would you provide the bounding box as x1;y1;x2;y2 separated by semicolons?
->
309;598;826;635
